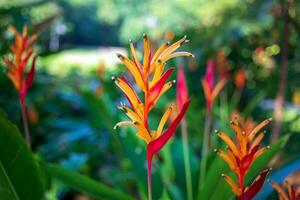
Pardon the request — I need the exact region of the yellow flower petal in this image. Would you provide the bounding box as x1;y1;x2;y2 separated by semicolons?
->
115;77;141;109
150;41;169;72
161;36;187;57
215;149;237;172
150;61;165;87
134;121;150;137
114;121;149;138
156;105;173;137
217;131;240;159
129;40;142;69
253;146;269;162
137;131;152;143
230;120;247;156
250;131;266;151
248;119;271;141
222;174;242;196
113;121;135;130
143;34;151;72
118;103;143;124
159;52;194;64
117;53;146;91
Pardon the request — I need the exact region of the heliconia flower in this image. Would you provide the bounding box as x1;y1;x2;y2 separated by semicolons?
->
269;180;300;200
114;34;192;199
234;69;247;90
231;112;256;134
177;66;189;111
216;49;230;81
215;117;272;200
5;25;37;104
201;59;226;112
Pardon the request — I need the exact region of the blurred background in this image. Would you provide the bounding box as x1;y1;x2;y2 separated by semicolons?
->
0;0;299;199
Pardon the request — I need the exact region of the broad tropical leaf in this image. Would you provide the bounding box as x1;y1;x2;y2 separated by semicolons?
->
0;109;44;200
45;162;134;200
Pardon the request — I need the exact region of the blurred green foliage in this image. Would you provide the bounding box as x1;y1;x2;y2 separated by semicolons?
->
0;0;299;199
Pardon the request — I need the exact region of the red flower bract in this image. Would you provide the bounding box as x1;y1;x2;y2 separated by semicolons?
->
177;66;189;110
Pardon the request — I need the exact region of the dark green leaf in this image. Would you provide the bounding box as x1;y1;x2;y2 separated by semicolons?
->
0;109;44;200
44;162;134;200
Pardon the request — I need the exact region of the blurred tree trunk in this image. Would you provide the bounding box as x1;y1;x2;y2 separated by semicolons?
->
271;0;290;142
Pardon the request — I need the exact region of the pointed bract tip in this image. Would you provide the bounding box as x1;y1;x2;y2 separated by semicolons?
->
214;129;219;133
166;41;170;46
221;173;225;177
113;124;118;130
116;53;124;59
268;118;273;122
172;80;176;83
266;145;270;149
214;148;218;152
111;76;116;81
229;120;234;125
143;33;147;38
190;54;195;58
129;39;132;43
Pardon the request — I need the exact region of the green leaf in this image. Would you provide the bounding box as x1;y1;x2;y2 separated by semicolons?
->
242;91;265;116
44;162;134;200
197;152;229;200
159;189;171;200
81;91;115;130
0;109;44;200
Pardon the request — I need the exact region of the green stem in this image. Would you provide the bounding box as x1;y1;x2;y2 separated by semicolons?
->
230;88;242;112
19;97;31;149
181;118;193;200
198;110;212;195
147;151;152;200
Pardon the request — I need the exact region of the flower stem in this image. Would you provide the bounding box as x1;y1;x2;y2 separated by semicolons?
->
198;110;212;193
181;118;193;200
147;151;152;200
19;97;31;149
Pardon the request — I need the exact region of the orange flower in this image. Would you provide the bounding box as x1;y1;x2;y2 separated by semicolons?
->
269;180;300;200
5;25;37;104
215;117;272;200
201;59;226;112
234;69;247;90
114;34;192;199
